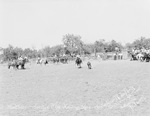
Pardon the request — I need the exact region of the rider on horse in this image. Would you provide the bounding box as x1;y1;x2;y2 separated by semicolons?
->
75;55;82;68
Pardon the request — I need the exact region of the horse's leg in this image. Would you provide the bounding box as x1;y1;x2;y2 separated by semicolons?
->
65;59;67;63
20;64;22;69
140;57;142;62
88;64;91;69
147;55;150;62
142;56;144;62
13;65;17;70
22;64;25;69
16;64;19;69
77;63;79;67
146;55;149;62
16;65;18;69
76;62;79;66
79;63;81;68
8;64;10;69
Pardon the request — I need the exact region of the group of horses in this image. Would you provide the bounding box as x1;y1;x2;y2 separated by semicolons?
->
75;57;92;69
7;55;90;70
8;58;29;69
129;51;150;62
36;56;90;69
7;50;150;70
48;56;68;64
36;59;49;65
36;56;69;65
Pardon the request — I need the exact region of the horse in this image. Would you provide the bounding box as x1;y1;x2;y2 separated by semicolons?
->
128;52;138;61
52;57;59;64
8;60;17;69
36;59;43;64
16;58;28;69
136;53;144;61
44;59;48;65
75;57;82;68
8;58;27;69
142;53;150;62
59;56;68;64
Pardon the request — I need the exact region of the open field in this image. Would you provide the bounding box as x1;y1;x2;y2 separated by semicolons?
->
0;60;150;116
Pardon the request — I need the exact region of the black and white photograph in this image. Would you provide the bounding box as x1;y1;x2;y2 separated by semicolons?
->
0;0;150;116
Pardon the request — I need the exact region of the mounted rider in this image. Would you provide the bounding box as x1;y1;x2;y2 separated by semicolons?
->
75;54;82;68
18;55;24;61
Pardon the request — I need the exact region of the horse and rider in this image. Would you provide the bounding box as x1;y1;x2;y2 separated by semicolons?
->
59;54;68;64
129;47;150;62
52;55;59;64
75;55;82;68
37;57;42;64
75;54;92;69
8;56;28;69
37;57;48;65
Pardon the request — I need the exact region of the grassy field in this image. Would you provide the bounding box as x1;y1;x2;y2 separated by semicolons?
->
0;60;150;116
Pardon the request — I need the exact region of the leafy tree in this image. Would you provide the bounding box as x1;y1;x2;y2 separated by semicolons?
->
13;47;23;57
41;46;51;57
82;44;94;54
94;39;106;53
49;45;63;56
125;37;150;50
107;40;123;52
62;34;84;54
3;45;16;61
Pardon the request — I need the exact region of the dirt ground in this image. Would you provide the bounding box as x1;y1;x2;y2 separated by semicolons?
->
0;60;150;116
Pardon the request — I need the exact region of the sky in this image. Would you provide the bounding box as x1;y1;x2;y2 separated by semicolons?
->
0;0;150;50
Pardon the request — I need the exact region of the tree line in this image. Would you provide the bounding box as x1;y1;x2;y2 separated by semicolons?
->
0;34;150;61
